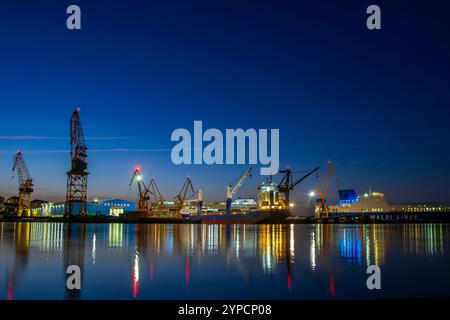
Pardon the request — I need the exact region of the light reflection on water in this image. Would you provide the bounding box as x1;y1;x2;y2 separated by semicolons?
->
0;222;450;300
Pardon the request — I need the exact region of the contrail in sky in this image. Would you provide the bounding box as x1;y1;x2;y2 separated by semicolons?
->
0;136;135;140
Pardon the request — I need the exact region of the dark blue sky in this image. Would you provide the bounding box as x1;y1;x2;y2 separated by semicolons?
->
0;0;449;206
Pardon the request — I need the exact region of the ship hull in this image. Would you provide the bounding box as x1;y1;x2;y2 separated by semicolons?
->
331;211;450;222
186;210;290;224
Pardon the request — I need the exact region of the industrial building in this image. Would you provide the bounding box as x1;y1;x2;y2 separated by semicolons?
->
33;199;135;216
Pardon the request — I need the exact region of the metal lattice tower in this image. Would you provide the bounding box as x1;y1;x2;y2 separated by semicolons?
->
12;150;34;216
65;108;88;217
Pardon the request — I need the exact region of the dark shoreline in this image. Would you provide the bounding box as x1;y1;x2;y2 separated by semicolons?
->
1;215;450;224
0;215;200;224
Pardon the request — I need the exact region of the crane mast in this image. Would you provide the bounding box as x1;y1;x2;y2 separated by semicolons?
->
226;167;252;214
12;151;33;216
65;108;89;217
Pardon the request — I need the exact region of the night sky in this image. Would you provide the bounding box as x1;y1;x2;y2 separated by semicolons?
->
0;0;449;209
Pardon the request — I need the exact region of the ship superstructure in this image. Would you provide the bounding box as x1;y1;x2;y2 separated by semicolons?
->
325;190;450;221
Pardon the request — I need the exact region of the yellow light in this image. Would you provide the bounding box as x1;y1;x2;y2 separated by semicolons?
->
289;203;295;208
136;175;142;181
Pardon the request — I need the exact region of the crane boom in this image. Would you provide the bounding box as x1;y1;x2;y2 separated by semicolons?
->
278;166;320;211
231;167;252;195
12;151;33;216
226;167;252;214
70;108;87;171
12;151;32;186
291;167;320;189
149;178;165;204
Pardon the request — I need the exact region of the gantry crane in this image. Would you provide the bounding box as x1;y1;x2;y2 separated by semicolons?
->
12;151;34;217
65;108;89;217
278;166;320;211
129;166;152;212
314;161;338;219
174;177;195;218
226;167;252;214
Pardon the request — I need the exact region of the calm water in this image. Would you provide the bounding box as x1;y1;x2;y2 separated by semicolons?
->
1;222;450;300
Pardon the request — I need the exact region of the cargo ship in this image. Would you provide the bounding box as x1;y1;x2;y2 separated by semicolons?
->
183;210;289;224
181;180;291;224
324;190;450;222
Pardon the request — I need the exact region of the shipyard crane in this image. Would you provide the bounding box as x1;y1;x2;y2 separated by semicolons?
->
174;177;195;218
313;161;338;219
226;167;252;214
183;189;204;216
148;178;165;207
65;108;89;217
278;166;320;210
129;166;152;212
12;151;34;216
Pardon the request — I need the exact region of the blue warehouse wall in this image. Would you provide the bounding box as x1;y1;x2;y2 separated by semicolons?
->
35;199;135;216
90;199;135;215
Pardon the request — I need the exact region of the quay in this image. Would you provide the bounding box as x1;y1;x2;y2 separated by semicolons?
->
1;215;450;224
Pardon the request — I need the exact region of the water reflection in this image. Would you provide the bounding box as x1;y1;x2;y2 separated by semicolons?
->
63;224;86;300
1;222;450;299
7;223;31;300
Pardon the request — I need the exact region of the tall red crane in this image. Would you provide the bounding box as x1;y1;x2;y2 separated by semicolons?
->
129;166;152;212
65;108;89;217
12;151;34;216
